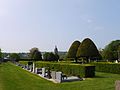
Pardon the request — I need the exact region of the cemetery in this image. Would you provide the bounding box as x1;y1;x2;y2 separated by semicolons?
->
1;39;120;90
15;61;85;83
1;62;120;90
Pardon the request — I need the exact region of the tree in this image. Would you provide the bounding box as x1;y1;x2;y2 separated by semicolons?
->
29;47;42;61
67;40;80;62
9;53;20;62
33;50;42;60
43;52;58;61
29;47;42;73
0;49;2;58
76;38;100;63
0;49;2;63
29;47;38;59
102;40;120;61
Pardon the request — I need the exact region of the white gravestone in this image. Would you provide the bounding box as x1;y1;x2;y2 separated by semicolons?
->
32;62;35;73
42;68;46;77
56;72;62;83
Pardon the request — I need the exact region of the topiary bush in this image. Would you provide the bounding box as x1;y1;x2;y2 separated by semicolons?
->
76;38;100;62
67;40;81;62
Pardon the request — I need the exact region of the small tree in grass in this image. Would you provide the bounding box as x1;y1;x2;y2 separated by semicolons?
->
76;38;100;63
67;40;80;62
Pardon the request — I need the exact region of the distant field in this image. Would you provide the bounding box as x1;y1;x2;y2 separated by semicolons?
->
0;62;120;90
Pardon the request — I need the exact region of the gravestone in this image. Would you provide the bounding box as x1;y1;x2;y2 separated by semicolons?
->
47;67;51;79
115;80;120;90
35;68;42;74
51;71;56;79
32;62;35;73
26;64;30;70
42;68;46;77
56;72;62;83
35;68;37;74
30;65;33;72
115;60;118;63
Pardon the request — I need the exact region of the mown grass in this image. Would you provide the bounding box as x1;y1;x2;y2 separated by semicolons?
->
0;62;120;90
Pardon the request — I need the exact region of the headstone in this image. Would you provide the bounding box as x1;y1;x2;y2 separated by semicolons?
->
30;65;33;72
115;60;118;63
32;62;35;73
115;80;120;90
26;65;30;70
56;72;62;83
51;71;56;79
37;68;42;74
42;68;46;77
26;64;29;70
47;67;51;79
35;68;37;74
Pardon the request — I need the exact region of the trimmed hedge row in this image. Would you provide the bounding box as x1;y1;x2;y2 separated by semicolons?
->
91;62;120;74
35;62;95;78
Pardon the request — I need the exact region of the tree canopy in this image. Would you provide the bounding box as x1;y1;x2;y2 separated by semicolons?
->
67;40;80;59
76;38;100;62
43;52;58;61
9;53;20;62
0;49;2;58
29;47;42;61
102;40;120;61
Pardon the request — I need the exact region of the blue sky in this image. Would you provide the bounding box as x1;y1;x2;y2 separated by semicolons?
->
0;0;120;52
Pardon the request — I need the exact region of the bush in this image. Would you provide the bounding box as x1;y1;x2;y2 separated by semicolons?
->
92;62;120;74
35;62;95;77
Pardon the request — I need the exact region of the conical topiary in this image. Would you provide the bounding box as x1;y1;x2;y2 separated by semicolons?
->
67;40;81;61
76;38;100;62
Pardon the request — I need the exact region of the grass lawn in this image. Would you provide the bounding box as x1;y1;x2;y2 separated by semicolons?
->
0;62;120;90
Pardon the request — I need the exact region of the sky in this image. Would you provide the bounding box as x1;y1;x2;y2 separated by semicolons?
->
0;0;120;52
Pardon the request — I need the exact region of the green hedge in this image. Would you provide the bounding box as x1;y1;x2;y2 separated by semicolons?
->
92;62;120;74
35;62;95;78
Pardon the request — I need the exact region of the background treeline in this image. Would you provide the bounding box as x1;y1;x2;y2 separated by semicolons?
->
1;38;120;63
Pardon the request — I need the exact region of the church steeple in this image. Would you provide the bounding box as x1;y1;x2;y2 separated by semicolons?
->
54;45;58;55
